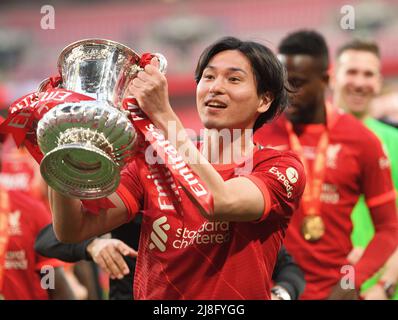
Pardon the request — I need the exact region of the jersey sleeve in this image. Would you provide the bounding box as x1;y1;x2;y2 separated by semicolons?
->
244;150;306;222
116;160;144;221
360;131;396;207
354;130;398;287
354;200;398;288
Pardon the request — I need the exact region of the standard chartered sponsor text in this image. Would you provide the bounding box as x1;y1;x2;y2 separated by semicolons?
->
173;221;230;249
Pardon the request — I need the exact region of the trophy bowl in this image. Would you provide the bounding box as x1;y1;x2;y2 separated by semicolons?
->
37;39;141;199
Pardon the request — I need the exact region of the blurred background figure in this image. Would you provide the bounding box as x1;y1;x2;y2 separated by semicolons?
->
0;137;103;300
0;118;8;299
0;134;75;299
255;30;398;300
370;89;398;128
332;39;398;300
0;187;75;300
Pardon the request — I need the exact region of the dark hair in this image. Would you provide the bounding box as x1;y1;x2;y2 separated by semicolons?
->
336;39;380;58
194;36;289;131
278;30;329;71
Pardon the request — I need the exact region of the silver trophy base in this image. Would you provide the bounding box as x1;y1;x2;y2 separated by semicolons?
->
40;143;120;199
37;100;137;200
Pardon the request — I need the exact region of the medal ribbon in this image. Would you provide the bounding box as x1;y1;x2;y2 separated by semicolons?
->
285;103;336;217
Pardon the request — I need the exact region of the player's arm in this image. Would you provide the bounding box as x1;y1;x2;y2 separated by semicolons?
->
354;132;398;289
271;245;306;300
35;223;95;262
375;248;398;298
50;188;132;243
354;200;398;288
362;247;398;299
149;112;303;222
149;115;269;221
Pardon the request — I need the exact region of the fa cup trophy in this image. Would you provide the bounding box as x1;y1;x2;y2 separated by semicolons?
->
36;39;141;199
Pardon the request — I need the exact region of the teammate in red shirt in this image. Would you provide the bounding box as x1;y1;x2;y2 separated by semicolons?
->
0;117;7;298
1;189;71;300
0;137;42;198
255;30;398;300
0;136;74;299
0;189;7;299
49;37;305;299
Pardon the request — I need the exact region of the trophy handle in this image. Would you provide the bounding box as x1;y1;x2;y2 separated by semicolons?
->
153;53;168;74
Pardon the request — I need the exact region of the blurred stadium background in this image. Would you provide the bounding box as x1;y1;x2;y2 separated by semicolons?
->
0;0;397;132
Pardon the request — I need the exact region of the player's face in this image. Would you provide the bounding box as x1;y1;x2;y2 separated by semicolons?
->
333;50;381;117
279;54;328;123
196;50;268;131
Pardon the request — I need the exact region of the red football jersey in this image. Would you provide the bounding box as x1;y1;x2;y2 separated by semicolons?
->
0;137;40;196
116;147;305;299
1;191;63;300
255;111;397;299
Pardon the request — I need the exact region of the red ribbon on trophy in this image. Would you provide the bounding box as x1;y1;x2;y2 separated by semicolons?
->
0;79;95;163
122;53;213;216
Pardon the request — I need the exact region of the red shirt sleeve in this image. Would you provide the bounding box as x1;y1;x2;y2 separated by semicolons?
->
244;150;306;222
354;201;398;288
354;132;398;288
360;132;396;206
116;160;144;221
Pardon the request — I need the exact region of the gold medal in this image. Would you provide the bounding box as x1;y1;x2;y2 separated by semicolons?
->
301;216;325;242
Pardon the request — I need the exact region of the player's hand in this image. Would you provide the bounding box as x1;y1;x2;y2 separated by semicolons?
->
86;238;138;279
361;284;388;300
327;283;360;300
347;247;365;265
127;57;173;124
271;293;279;300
